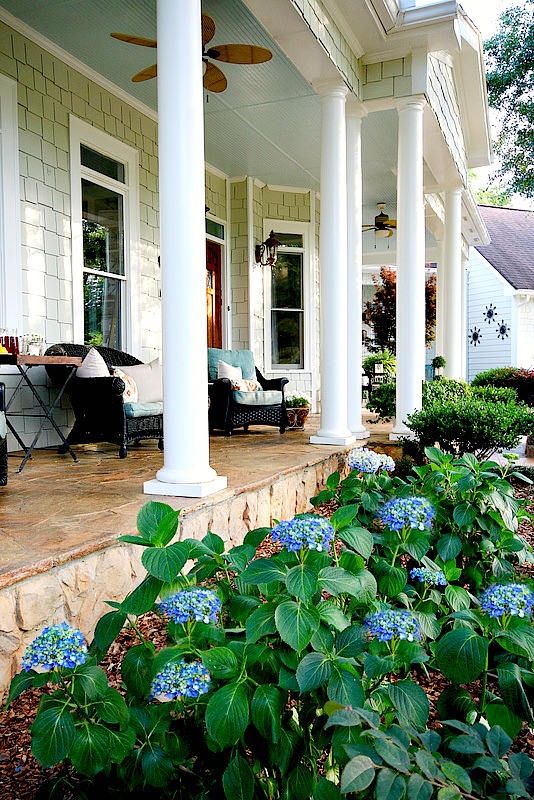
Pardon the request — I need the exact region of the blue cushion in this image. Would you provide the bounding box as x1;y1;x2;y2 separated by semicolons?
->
208;348;256;381
232;390;282;406
124;401;163;418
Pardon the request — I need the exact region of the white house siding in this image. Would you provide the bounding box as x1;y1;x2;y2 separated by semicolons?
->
466;249;512;382
229;179;249;350
362;56;413;102
427;54;467;185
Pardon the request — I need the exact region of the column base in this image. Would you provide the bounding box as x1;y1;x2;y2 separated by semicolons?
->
389;423;415;441
310;433;357;446
350;426;370;440
144;475;228;498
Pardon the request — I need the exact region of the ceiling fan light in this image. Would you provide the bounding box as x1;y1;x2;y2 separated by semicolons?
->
375;228;391;238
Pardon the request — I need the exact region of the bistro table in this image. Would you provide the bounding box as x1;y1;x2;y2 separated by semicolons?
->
0;354;82;472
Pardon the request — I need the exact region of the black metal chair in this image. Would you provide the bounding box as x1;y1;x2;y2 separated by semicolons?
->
45;344;164;458
207;348;288;436
0;383;7;485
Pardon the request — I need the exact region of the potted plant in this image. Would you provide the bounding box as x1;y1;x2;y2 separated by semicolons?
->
431;354;446;378
285;394;311;429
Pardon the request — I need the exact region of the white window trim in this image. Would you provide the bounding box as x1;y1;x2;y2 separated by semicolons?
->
69;116;141;356
263;219;311;373
0;74;21;331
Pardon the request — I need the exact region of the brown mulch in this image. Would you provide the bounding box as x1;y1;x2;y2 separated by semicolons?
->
1;480;534;798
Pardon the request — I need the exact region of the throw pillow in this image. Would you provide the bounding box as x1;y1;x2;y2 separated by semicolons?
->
120;359;163;403
77;347;109;378
231;379;261;391
112;367;139;403
217;360;242;381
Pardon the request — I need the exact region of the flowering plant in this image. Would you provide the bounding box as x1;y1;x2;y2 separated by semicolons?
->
284;393;310;408
271;514;334;554
21;622;88;673
347;447;395;474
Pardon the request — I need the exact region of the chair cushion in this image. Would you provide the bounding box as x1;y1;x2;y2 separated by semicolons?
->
121;360;163;403
232;390;283;406
218;360;242;381
0;411;6;440
124;401;163;418
77;347;110;378
232;379;261;391
208;348;256;381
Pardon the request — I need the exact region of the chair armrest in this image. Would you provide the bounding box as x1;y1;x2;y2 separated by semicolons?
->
255;369;289;392
70;375;125;398
208;377;232;401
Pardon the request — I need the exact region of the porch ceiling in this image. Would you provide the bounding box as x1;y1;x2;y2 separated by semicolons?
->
0;0;401;210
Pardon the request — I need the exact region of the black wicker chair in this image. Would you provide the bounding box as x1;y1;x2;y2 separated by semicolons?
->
0;383;7;486
207;348;288;436
45;344;164;458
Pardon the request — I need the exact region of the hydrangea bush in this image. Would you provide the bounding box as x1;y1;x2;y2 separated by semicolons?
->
7;452;534;799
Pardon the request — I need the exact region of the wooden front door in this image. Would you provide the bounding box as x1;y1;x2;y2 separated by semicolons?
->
206;240;222;349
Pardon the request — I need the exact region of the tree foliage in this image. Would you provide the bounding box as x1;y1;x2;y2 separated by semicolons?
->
363;266;436;353
485;1;534;197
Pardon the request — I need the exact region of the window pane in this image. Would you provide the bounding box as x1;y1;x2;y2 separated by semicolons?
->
274;232;303;248
206;219;224;239
84;273;122;349
271;310;303;368
82;179;124;276
81;145;125;182
271;253;303;309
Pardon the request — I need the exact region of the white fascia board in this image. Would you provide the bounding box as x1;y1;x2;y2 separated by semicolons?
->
462;190;490;246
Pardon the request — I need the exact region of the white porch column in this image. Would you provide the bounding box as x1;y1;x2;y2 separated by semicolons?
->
144;0;226;497
442;188;463;379
391;97;426;440
461;255;468;379
435;237;444;358
346;102;369;439
310;81;355;446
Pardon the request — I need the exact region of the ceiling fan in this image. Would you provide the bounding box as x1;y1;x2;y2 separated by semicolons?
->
111;13;273;93
362;203;397;238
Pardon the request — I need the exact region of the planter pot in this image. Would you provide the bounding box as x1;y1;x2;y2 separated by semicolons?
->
286;407;310;430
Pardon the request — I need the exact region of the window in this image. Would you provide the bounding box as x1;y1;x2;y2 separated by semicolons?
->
70;118;140;355
265;223;309;371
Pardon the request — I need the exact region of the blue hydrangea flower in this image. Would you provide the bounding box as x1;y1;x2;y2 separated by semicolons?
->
271;516;334;553
22;622;88;673
364;609;421;642
347;448;395;474
158;588;221;625
150;660;211;702
377;496;435;532
410;567;447;586
480;583;534;619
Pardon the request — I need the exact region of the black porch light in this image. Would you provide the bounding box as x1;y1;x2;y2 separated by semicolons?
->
255;230;281;267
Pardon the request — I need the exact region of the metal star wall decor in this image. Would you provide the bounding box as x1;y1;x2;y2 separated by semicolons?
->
469;327;482;346
496;319;510;340
483;303;497;324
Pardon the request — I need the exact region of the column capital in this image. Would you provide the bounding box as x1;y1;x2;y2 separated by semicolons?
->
314;79;349;100
346;98;367;119
395;94;426;113
443;185;464;197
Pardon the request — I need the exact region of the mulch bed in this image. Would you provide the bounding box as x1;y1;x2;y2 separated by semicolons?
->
1;479;533;799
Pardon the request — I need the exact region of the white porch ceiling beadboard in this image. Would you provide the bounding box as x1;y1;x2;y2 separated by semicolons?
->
0;0;401;204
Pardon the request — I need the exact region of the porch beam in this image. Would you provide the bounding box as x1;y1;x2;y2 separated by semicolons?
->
346;101;369;440
311;80;355;447
391;96;426;440
144;0;226;497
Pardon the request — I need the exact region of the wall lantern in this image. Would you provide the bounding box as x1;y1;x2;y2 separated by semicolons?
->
255;230;281;267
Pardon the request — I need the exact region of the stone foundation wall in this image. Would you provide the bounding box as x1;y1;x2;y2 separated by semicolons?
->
0;453;344;697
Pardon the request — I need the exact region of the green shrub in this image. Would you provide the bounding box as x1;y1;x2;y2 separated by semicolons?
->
367;381;396;420
471;366;517;386
362;348;396;376
422;376;471;405
472;384;518;404
406;397;534;459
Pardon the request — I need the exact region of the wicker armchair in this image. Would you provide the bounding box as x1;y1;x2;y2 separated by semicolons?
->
45;344;164;458
0;383;7;486
207;348;288;436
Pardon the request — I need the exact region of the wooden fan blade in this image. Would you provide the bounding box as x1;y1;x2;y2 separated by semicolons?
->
387;220;397;228
207;44;272;64
132;64;157;82
204;61;227;93
111;32;157;48
202;13;216;46
362;225;376;231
